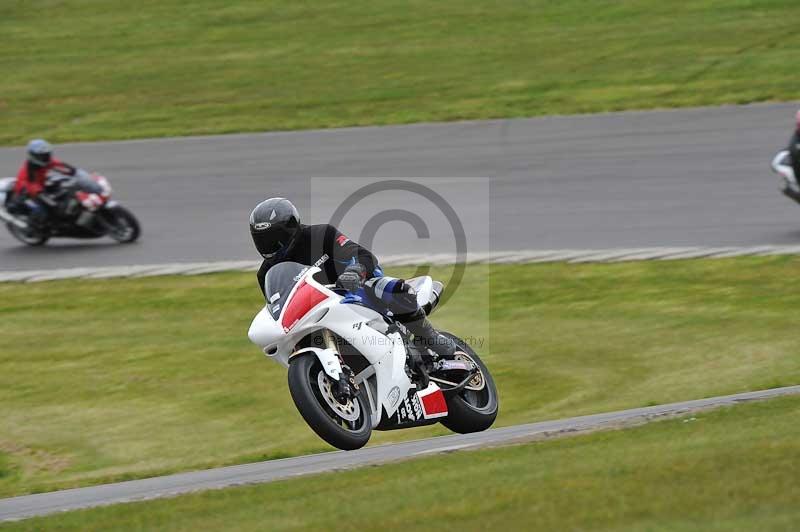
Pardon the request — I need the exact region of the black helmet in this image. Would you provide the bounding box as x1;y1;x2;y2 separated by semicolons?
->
27;139;53;168
249;198;301;259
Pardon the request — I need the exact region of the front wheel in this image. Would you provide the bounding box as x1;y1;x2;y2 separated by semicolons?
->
103;206;140;243
6;220;49;246
288;353;372;450
438;333;499;434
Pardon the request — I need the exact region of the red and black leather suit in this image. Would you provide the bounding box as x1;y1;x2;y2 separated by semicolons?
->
14;158;78;199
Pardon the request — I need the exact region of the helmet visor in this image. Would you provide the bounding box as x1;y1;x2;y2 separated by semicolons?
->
252;225;296;257
30;152;51;166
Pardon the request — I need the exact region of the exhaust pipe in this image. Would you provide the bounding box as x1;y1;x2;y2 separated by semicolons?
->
0;207;29;230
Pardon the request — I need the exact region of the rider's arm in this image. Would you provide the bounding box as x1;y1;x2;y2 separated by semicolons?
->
256;260;270;297
325;225;380;279
50;159;78;177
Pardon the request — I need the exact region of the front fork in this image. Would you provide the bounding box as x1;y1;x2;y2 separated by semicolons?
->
321;330;359;401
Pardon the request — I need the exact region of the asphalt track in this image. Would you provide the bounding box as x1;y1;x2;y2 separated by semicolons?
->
1;385;798;522
1;102;799;271
2;106;800;521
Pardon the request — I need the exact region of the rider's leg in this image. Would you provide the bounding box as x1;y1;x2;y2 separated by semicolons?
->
364;276;456;358
5;193;23;214
23;198;48;227
401;308;457;359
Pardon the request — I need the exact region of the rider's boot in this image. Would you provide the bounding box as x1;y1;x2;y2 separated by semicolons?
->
405;311;457;359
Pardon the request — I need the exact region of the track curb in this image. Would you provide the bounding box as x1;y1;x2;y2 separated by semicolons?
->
3;246;800;282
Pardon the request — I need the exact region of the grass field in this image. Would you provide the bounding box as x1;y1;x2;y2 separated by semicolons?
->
1;257;800;497
4;394;799;531
2;0;799;145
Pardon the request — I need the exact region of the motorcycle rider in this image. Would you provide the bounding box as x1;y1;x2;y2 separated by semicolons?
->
11;139;87;225
250;197;457;358
789;110;800;180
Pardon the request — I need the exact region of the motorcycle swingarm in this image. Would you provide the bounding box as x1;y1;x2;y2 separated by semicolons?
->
437;367;480;398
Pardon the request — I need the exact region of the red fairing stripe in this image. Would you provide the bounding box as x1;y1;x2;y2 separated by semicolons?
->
418;384;448;419
281;279;329;332
75;191;106;210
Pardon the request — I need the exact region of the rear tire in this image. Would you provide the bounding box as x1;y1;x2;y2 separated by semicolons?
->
104;206;140;243
439;333;499;434
7;221;49;246
288;353;372;450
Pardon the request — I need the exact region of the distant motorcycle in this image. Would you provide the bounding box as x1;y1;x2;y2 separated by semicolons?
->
0;172;140;246
248;262;499;450
770;150;800;205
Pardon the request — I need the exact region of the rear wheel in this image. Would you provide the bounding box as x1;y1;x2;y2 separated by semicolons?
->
103;206;140;243
7;220;49;246
438;333;499;434
288;353;372;450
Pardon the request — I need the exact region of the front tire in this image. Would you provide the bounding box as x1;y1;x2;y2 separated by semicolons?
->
288;353;372;450
104;206;140;243
439;333;499;434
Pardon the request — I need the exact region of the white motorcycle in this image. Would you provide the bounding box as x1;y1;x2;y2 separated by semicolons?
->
771;150;800;204
248;261;498;450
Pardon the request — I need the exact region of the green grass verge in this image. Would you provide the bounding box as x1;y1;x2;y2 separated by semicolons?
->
1;257;800;498
2;0;800;145
5;394;800;531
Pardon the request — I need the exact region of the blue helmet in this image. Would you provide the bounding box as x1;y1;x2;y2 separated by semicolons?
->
26;139;53;167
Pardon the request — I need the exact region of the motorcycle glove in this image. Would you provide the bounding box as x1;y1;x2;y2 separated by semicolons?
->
336;262;367;292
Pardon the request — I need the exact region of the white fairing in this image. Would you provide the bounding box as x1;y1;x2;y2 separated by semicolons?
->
248;266;417;426
247;307;287;360
772;150;798;191
0;178;15;223
0;178;14;203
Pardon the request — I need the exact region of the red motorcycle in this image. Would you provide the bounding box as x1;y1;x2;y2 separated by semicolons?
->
0;172;140;246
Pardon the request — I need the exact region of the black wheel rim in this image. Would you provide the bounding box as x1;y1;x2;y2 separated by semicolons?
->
307;362;367;433
111;214;134;240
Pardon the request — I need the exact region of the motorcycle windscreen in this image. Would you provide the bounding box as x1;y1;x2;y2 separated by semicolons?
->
264;261;309;320
75;176;104;194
